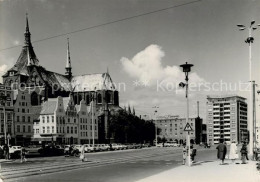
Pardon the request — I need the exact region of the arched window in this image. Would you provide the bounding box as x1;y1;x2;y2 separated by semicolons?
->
97;93;102;104
106;92;111;103
114;91;119;105
74;95;78;105
79;94;82;103
86;95;90;105
31;92;39;106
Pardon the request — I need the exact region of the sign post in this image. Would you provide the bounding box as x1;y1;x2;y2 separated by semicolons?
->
7;134;11;146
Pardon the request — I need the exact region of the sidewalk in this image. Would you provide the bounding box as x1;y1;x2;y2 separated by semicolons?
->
136;159;260;182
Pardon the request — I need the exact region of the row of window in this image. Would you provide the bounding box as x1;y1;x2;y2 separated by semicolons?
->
17;125;31;133
17;116;31;122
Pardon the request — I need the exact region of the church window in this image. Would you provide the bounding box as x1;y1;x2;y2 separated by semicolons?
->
97;93;102;104
31;92;39;106
106;92;111;103
86;95;90;104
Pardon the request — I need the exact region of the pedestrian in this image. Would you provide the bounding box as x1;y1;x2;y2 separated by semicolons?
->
216;140;227;165
182;145;187;165
240;141;248;164
190;145;197;163
20;145;27;163
80;145;86;162
3;144;9;160
229;140;238;164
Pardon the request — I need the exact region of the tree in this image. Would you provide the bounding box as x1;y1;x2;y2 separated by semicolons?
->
109;109;156;144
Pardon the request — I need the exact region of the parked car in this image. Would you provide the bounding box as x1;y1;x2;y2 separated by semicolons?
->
83;144;95;152
38;145;64;156
142;143;151;148
9;146;22;159
98;144;109;151
111;143;121;150
156;143;163;147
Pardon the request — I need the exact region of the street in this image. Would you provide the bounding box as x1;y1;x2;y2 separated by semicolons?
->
1;146;216;182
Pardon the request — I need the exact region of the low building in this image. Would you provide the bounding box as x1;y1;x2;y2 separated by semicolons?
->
154;115;203;144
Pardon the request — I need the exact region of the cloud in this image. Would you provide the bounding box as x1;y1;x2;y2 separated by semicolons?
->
13;40;20;45
120;44;204;88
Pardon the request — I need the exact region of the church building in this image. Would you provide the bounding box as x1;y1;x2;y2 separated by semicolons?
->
2;15;120;145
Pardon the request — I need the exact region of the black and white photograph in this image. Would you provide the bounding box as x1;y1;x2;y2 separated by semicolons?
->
0;0;260;181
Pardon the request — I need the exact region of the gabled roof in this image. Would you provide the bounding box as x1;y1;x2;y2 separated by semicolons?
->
40;98;58;115
71;73;116;92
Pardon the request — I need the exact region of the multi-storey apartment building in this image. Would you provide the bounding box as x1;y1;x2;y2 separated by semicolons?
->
0;84;14;145
154;115;203;144
206;95;247;145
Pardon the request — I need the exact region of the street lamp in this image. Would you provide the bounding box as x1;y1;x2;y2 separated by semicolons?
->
152;106;159;146
237;21;259;156
90;87;97;146
0;93;7;145
180;62;194;167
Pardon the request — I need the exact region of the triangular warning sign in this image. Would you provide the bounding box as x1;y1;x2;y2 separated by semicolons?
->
184;123;193;131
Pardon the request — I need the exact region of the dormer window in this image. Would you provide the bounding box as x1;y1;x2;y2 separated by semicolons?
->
9;72;14;76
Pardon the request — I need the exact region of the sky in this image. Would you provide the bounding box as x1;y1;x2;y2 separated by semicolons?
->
0;0;260;122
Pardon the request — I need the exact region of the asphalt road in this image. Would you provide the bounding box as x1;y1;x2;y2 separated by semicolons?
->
2;146;217;182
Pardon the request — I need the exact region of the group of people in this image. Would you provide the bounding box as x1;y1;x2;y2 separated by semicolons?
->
216;140;248;165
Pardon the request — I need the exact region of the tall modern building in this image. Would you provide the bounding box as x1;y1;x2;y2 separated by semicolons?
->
206;95;247;145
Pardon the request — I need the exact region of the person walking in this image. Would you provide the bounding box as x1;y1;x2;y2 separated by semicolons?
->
190;145;197;163
240;141;248;164
229;140;238;164
80;145;86;162
3;144;9;160
20;145;27;163
216;140;227;165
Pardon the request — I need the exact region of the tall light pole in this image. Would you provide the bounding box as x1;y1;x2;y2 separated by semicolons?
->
180;62;194;167
91;87;96;146
0;94;7;145
152;106;159;146
237;21;259;156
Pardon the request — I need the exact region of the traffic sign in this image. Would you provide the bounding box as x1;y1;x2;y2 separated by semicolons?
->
184;123;193;131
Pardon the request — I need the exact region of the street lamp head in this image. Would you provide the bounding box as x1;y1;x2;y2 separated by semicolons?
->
253;27;257;31
237;24;245;28
239;27;246;31
251;20;255;26
180;62;193;73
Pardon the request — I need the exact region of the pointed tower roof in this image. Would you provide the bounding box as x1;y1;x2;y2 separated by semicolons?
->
3;14;39;77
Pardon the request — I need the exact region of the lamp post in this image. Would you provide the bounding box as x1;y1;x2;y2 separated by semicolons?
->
180;62;194;167
91;88;97;146
237;21;259;156
152;106;159;146
0;94;7;145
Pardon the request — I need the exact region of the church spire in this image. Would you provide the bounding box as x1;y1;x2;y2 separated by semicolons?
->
24;13;31;46
27;46;31;66
65;38;72;79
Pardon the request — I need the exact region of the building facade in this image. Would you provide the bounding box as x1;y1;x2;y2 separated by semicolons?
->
206;95;247;145
33;95;99;145
0;84;14;145
154;115;202;144
2;15;121;145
